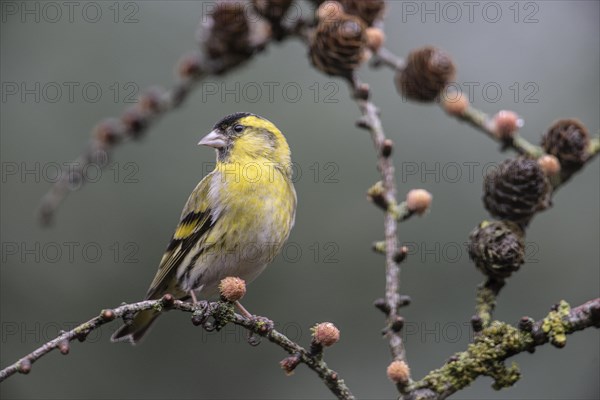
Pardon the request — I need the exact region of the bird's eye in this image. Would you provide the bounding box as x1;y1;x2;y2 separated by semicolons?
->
233;124;244;133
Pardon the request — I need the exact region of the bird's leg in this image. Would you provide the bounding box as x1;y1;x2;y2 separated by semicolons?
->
189;290;198;304
235;301;253;319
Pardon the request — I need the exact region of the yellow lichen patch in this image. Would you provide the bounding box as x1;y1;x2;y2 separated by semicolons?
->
541;300;571;348
416;322;528;395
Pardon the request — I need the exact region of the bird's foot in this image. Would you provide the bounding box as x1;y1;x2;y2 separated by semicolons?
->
246;316;274;347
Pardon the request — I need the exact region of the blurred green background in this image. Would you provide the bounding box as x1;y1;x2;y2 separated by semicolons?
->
1;1;598;399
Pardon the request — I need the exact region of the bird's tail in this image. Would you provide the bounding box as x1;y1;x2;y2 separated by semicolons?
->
111;309;161;345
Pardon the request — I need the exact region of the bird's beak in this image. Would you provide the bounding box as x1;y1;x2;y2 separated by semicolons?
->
198;130;227;148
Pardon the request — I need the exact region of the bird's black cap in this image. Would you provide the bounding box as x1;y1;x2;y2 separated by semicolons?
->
213;112;254;130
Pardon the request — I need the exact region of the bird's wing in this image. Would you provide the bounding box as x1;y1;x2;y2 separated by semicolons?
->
145;174;216;300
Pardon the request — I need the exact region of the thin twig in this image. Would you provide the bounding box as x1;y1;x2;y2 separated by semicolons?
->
372;47;406;71
449;104;544;158
0;298;354;400
474;277;506;329
352;82;407;372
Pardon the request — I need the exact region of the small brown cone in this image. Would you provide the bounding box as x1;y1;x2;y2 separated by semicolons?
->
468;220;525;279
200;0;253;64
339;0;386;26
396;46;456;102
541;119;590;170
483;158;552;224
309;12;368;79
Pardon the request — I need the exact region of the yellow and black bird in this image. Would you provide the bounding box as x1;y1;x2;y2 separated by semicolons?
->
112;113;297;344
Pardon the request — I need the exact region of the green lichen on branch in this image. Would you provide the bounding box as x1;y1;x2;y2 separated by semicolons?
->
73;322;93;339
408;299;596;399
541;300;571;348
474;278;505;328
475;284;497;327
214;301;236;323
411;321;530;395
487;361;521;390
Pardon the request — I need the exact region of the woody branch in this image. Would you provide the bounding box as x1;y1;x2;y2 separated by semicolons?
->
0;292;354;400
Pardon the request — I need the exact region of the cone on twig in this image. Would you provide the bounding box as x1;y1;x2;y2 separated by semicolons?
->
396;46;456;102
339;0;386;26
310;5;368;79
541;119;590;170
483;158;552;224
468;220;525;279
199;0;265;69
